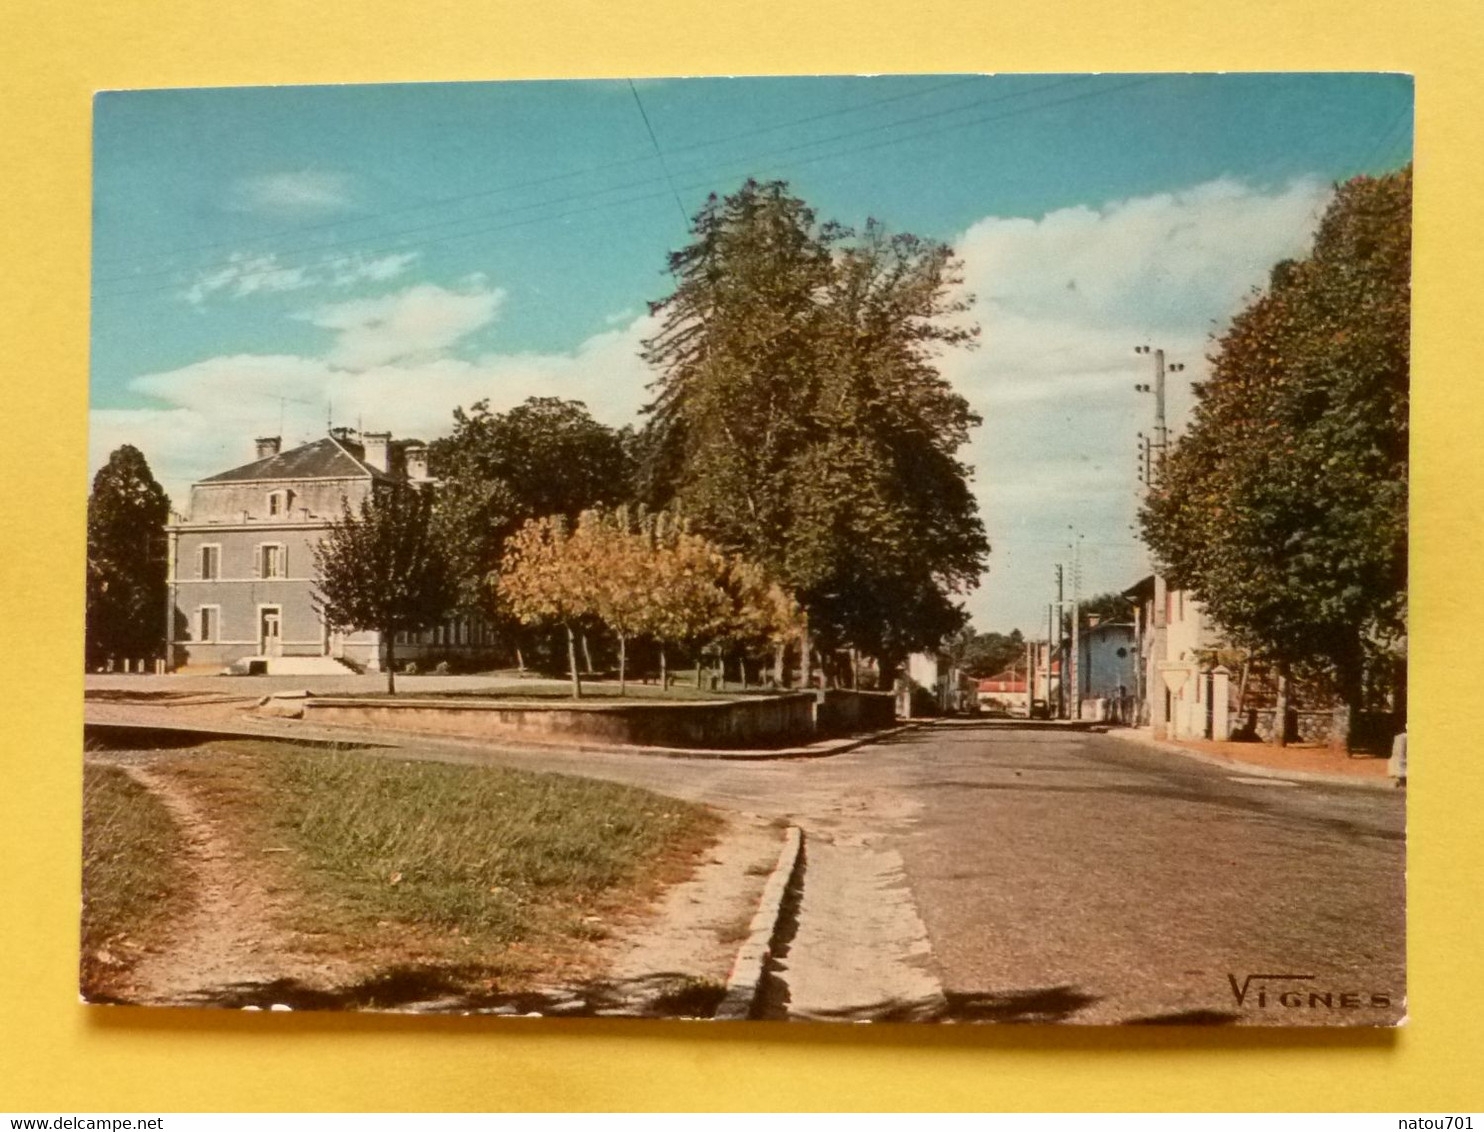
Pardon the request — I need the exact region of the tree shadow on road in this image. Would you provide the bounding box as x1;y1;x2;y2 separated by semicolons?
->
1124;1008;1241;1025
794;984;1100;1024
148;965;728;1018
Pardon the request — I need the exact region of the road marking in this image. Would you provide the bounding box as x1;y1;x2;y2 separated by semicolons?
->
1227;775;1299;787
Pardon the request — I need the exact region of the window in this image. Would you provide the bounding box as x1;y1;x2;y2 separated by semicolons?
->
266;489;293;517
258;543;286;579
198;545;220;580
197;606;218;642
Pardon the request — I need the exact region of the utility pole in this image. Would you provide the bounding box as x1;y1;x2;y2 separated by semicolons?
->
1069;530;1082;721
1134;345;1186;737
1024;638;1034;710
1054;564;1065;718
1045;601;1055;717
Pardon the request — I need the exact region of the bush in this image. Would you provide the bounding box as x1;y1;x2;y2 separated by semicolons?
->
435;660;451;675
402;661;418;676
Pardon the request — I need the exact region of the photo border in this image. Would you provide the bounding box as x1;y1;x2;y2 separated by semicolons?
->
2;0;1476;1111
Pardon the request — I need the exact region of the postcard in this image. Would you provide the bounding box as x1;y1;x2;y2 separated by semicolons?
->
82;74;1409;1023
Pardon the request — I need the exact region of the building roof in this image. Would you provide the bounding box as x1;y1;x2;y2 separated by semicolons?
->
1083;620;1135;636
199;436;394;485
1122;575;1156;602
979;674;1028;692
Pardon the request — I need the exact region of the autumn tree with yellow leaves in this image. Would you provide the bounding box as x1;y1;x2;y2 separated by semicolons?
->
497;507;802;698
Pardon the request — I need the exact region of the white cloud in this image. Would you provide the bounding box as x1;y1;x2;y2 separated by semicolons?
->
182;250;421;305
944;176;1336;630
234;171;352;214
98;176;1338;633
182;253;312;304
299;281;507;370
328;252;420;286
92;308;659;505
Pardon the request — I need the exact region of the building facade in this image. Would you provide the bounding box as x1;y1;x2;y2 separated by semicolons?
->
1123;575;1229;740
1075;620;1137;722
166;429;491;674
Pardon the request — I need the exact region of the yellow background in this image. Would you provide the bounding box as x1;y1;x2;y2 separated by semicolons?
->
2;0;1479;1112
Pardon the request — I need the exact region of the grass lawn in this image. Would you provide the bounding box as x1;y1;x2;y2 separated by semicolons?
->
272;746;719;943
80;764;189;993
152;741;723;997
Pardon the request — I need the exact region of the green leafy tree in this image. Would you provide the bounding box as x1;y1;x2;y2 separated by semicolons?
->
638;180;989;684
947;626;1027;680
312;484;457;694
1059;592;1134;635
1141;167;1410;749
429;397;633;648
86;445;170;670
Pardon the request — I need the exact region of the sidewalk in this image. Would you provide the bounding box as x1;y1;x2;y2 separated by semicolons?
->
1112;726;1397;790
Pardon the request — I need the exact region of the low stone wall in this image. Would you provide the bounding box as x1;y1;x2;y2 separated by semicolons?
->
1229;707;1398;750
302;692;820;750
815;689;898;736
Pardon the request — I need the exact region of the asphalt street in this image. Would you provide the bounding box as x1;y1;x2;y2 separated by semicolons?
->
887;722;1405;1025
85;697;1407;1025
338;718;1405;1025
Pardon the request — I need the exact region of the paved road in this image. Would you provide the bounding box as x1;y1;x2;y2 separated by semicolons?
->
887;722;1405;1025
87;705;1405;1025
316;718;1404;1025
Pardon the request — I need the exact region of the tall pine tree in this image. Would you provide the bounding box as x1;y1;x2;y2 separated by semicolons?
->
638;180;988;683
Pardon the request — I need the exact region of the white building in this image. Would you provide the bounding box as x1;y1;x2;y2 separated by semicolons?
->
1123;575;1230;740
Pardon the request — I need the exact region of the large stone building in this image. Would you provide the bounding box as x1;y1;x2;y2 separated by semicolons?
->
165;429;490;674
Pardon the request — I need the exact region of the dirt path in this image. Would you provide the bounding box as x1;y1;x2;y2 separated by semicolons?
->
99;758;344;1007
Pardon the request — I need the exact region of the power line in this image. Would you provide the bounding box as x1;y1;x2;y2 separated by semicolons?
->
92;74;989;272
628;79;690;233
96;75;1091;290
96;75;1155;302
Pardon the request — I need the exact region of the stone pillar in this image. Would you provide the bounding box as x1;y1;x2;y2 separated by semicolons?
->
1211;666;1231;741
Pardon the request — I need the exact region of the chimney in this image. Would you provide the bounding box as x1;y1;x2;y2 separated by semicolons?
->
255;436;281;460
404;441;429;482
362;431;391;473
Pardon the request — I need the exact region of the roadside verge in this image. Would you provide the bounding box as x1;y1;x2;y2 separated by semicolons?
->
1108;727;1398;791
715;825;804;1021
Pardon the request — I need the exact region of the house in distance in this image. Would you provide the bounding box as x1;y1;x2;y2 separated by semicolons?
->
165;428;489;674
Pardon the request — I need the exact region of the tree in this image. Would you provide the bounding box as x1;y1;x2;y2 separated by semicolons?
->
312;484;456;694
637;180;989;683
1141;167;1410;749
497;515;599;698
86;445;170;670
573;507;683;696
946;626;1027;680
1061;592;1133;634
429;396;633;636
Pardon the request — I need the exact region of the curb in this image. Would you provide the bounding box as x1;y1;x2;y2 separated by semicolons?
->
1106;728;1399;792
714;825;804;1021
84;711;920;763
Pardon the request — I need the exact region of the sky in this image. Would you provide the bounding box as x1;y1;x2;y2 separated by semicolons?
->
89;73;1413;634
